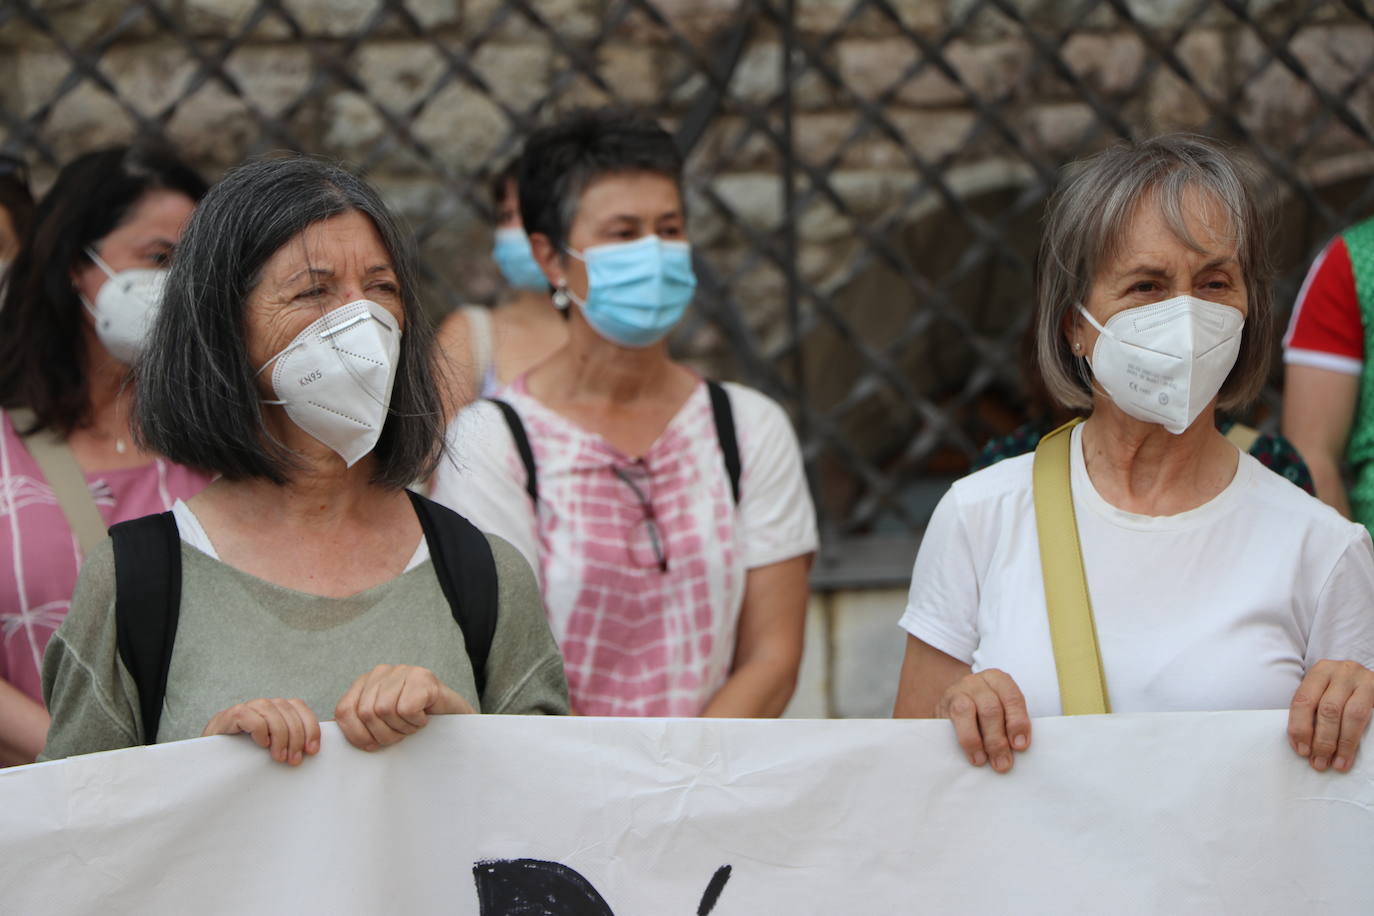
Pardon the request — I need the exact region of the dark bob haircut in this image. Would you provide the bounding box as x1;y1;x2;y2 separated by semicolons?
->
0;144;207;436
518;108;684;253
134;155;445;488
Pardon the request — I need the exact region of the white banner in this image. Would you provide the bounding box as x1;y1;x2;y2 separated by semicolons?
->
1;711;1371;914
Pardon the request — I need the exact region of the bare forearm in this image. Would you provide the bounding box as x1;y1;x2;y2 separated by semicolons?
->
1301;451;1353;518
893;635;972;719
700;657;798;718
0;679;50;766
1282;365;1359;518
707;555;811;718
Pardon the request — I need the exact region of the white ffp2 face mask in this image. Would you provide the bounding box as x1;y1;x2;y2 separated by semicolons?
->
257;299;401;466
1079;295;1245;436
81;248;168;365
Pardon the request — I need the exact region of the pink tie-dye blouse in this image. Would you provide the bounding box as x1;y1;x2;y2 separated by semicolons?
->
1;411;210;703
434;379;817;716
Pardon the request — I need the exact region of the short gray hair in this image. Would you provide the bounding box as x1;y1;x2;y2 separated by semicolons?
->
134;155;445;487
1033;134;1274;412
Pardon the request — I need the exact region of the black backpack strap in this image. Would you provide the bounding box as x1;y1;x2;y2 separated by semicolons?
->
407;491;500;699
111;511;182;744
706;381;742;505
488;398;538;506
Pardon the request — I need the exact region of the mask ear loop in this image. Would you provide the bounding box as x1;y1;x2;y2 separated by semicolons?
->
77;247;122;319
1072;305;1113;402
254;347;290;407
84;246;120;280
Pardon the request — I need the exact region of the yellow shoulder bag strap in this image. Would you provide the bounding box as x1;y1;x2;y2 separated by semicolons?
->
7;407;108;556
1032;418;1111;715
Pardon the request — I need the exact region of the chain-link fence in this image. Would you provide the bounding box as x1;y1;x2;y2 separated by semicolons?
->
3;0;1373;585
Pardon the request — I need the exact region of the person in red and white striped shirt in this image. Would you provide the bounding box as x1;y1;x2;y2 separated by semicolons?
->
1283;228;1370;527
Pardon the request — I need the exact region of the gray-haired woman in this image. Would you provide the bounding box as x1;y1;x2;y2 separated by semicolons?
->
894;135;1374;774
41;156;568;765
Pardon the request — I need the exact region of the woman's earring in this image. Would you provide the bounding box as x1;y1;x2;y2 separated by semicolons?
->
552;284;571;311
1073;340;1083;353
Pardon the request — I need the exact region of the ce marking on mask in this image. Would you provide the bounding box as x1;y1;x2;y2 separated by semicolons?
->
1126;381;1171;406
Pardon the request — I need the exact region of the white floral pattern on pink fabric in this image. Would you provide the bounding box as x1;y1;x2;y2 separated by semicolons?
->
0;412;209;704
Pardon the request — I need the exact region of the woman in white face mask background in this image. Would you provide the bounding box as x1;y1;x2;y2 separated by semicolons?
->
432;109;818;719
39;156;568;765
433;158;568;416
894;134;1374;774
0;145;210;767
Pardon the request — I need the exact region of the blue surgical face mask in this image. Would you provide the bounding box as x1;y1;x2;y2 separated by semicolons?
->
492;227;549;292
565;235;696;348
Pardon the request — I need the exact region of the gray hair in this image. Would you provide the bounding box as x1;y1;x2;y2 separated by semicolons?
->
1033;134;1274;412
134;155;445;487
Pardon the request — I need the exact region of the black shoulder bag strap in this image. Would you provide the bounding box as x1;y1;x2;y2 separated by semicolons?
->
706;380;742;506
489;388;738;505
112;511;182;745
488;398;538;506
407;491;500;698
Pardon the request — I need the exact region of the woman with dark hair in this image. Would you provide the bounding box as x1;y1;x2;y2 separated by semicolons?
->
0;145;210;766
434;158;567;415
40;155;567;764
432;109;817;718
894;135;1374;776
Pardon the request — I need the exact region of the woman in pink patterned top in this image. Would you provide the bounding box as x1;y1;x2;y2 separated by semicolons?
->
432;110;818;717
0;146;210;764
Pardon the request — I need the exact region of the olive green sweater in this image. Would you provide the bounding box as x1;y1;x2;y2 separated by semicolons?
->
41;534;568;760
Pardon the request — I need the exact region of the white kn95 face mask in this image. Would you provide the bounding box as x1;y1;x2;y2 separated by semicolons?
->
1077;295;1245;436
257;299;401;466
81;247;168;365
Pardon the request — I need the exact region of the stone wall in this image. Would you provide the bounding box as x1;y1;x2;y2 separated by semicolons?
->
5;2;1369;326
784;589;909;719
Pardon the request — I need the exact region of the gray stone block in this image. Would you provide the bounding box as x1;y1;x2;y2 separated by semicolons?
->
830;588;908;719
783;595;830;719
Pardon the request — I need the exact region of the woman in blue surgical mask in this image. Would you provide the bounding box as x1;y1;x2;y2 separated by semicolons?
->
432;109;818;719
0;145;211;766
434;159;568;418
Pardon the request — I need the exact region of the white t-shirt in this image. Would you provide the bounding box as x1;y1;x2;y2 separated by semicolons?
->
900;423;1374;717
431;379;817;716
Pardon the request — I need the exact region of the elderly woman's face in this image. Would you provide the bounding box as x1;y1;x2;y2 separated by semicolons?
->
554;171;684;297
245;210;403;376
70;189;196;302
1073;186;1247;358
